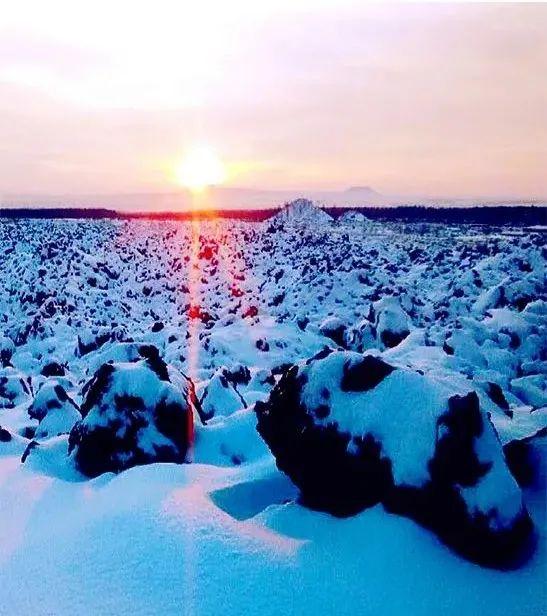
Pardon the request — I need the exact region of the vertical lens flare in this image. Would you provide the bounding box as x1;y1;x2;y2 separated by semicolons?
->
180;189;214;616
184;189;218;455
186;195;204;456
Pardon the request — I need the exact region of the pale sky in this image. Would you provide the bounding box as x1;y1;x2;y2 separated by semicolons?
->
1;1;546;200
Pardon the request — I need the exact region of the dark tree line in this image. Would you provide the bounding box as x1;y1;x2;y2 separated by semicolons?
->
0;205;545;227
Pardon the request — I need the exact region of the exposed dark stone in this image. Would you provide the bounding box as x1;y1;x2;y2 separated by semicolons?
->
341;355;395;392
138;344;170;381
69;359;194;478
77;331;111;357
486;382;511;416
305;346;333;365
429;392;491;487
28;382;80;422
21;440;38;463
320;320;347;348
41;361;65;377
383;481;533;570
21;426;36;439
313;404;330;419
380;328;409;349
256;339;270;352
0;426;12;442
256;366;392;516
0;343;14;367
504;428;547;488
80;363;116;418
155;399;192;453
223;365;252;387
54;384;69;402
504;440;536;488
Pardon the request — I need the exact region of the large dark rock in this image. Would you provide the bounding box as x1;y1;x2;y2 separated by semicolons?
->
68;348;197;477
255;350;533;568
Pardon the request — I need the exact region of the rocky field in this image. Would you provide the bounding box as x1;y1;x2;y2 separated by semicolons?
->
0;202;545;615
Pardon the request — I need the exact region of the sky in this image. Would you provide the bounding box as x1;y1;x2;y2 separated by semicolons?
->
0;1;546;202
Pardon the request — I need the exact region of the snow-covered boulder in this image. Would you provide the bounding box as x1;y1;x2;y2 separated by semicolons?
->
28;381;78;421
319;317;347;348
0;424;27;456
511;375;546;408
345;319;376;353
36;406;81;439
28;381;81;438
0;425;13;443
40;359;66;378
0;336;15;367
76;328;112;357
199;369;247;420
256;349;533;567
68;349;196;477
222;364;252;388
0;368;31;409
372;296;412;349
497;405;547;487
344;297;412;352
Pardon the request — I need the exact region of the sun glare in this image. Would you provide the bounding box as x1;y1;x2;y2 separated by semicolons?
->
176;146;227;192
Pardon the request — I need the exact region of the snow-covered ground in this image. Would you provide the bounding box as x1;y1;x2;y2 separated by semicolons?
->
0;203;545;615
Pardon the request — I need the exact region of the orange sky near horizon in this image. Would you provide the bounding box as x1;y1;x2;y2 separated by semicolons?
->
0;1;546;201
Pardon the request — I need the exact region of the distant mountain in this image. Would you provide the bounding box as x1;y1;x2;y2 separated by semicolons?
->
1;186;545;211
0;186;388;211
345;186;382;196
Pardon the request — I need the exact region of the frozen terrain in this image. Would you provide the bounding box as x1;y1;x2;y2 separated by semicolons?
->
0;201;545;615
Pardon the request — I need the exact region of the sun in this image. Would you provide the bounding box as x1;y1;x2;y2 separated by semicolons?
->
175;146;227;192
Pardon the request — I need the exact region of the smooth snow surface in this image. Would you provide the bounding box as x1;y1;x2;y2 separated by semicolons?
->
0;453;545;616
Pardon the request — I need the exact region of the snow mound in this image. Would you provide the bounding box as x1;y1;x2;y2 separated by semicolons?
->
338;210;368;225
256;349;533;567
68;347;196;477
272;199;332;227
